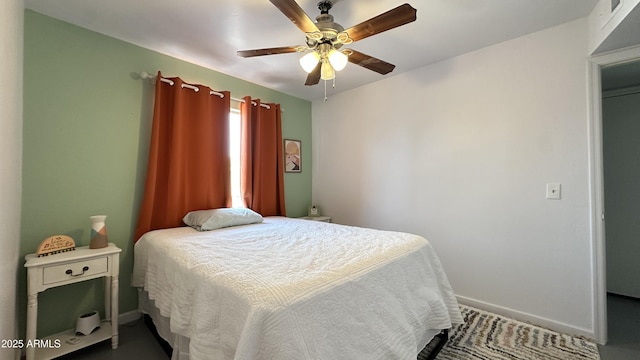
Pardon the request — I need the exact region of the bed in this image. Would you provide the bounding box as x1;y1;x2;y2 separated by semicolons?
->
132;214;462;360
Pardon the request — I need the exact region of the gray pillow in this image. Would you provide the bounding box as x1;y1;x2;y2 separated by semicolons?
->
183;208;263;231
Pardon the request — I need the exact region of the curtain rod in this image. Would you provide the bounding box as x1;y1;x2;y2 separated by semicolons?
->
139;72;271;109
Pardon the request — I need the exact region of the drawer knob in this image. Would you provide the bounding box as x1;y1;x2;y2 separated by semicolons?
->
65;266;89;277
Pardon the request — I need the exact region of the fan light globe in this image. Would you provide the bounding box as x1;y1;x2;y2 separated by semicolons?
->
299;52;320;73
328;49;348;71
320;61;335;80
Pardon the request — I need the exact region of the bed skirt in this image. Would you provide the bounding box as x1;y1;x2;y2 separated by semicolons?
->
139;289;190;360
139;289;449;360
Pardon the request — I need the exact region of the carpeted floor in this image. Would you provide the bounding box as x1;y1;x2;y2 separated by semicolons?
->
419;305;600;360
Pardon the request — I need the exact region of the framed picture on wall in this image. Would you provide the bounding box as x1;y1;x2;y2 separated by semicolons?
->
284;139;302;173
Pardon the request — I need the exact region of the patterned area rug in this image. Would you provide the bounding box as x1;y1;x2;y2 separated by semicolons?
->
418;305;600;360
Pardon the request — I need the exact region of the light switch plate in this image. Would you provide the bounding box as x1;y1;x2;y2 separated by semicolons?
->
546;183;561;200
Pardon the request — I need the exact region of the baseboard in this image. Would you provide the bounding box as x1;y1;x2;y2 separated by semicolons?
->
119;309;141;325
607;290;640;300
456;295;596;341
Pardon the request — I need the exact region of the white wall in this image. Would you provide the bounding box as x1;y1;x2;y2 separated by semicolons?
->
0;0;23;358
312;18;595;337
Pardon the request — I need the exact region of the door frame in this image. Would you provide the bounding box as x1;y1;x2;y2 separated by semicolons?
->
588;44;640;345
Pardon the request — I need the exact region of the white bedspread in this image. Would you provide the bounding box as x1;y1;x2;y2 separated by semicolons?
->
132;217;462;360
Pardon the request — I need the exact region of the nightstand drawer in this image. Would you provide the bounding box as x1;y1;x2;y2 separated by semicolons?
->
42;257;108;284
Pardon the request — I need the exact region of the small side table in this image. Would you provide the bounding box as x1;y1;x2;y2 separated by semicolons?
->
24;243;121;360
298;216;332;223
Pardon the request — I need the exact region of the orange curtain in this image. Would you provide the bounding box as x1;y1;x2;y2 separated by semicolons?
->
240;97;286;216
134;72;231;240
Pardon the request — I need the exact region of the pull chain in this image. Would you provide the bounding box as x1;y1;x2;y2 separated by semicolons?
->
324;79;328;102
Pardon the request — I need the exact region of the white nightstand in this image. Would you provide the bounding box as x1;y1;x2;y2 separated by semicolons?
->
298;216;332;223
24;243;121;360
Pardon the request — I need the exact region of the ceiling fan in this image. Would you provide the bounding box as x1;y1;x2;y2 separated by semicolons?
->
237;0;417;87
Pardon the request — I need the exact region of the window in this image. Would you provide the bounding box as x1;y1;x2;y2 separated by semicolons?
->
229;109;243;207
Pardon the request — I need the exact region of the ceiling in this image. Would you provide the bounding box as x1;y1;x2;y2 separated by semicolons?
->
25;0;599;101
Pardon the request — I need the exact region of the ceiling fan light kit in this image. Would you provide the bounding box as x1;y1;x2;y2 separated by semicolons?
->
299;51;320;73
320;61;335;81
300;45;347;78
237;0;417;99
327;49;347;71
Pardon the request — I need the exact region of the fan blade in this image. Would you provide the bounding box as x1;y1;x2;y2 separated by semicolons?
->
345;3;417;42
347;50;395;75
237;46;301;58
269;0;319;34
304;62;322;86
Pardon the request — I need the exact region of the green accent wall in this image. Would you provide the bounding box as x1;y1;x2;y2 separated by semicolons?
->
21;10;312;338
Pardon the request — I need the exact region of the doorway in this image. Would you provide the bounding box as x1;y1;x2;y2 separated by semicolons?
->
600;59;640;356
589;45;640;345
601;61;640;299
